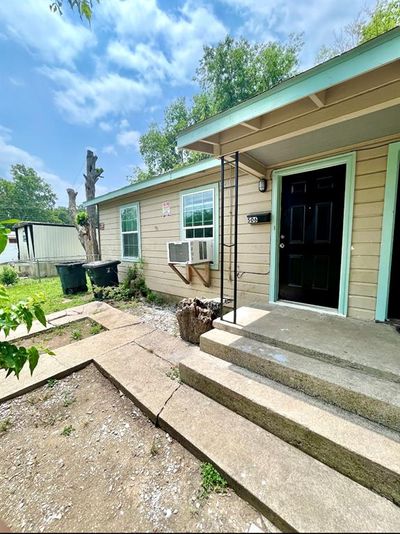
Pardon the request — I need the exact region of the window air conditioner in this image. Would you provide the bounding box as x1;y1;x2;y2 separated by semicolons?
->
167;240;213;264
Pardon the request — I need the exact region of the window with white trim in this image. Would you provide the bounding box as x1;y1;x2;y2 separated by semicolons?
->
180;184;218;267
182;188;214;239
120;203;140;260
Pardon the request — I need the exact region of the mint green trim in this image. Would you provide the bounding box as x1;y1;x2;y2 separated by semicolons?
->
120;202;141;262
179;182;219;270
376;142;400;321
85;158;219;207
270;152;356;316
177;28;400;149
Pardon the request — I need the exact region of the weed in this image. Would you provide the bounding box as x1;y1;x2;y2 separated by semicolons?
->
61;425;75;436
0;418;12;432
28;391;52;405
200;463;227;495
63;393;76;407
90;322;102;335
150;437;160;456
47;378;57;388
0;265;18;286
166;366;181;382
71;329;82;341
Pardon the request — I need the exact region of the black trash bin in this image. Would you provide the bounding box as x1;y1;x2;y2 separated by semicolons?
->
55;262;88;295
83;260;121;288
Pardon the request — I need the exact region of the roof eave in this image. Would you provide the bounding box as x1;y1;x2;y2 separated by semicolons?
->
84;158;220;207
177;28;400;150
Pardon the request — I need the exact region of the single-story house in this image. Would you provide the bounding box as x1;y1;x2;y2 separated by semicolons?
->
86;28;400;324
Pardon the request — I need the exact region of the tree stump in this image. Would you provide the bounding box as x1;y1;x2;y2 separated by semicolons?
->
176;297;220;344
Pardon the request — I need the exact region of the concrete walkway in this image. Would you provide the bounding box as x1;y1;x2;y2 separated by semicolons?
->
1;303;400;532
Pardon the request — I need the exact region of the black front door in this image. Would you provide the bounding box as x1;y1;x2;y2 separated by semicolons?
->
279;164;346;308
388;169;400;320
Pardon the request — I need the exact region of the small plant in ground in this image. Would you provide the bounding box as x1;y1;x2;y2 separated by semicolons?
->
166;366;181;382
0;418;12;432
63;393;76;407
0;265;19;286
200;462;228;495
71;329;82;341
89;322;102;335
146;290;165;306
61;425;75;436
47;378;57;388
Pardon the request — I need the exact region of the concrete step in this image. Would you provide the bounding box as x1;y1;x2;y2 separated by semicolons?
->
179;351;400;505
200;328;400;431
213;307;400;383
159;383;400;533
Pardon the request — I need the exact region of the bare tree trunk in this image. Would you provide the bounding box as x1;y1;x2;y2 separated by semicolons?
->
66;150;103;262
67;188;90;259
84;150;102;261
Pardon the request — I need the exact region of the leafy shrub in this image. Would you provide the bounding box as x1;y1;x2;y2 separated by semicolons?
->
122;263;148;297
0;265;18;286
93;284;134;301
75;210;89;226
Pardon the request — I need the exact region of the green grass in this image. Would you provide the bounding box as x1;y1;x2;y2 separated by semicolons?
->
5;277;93;315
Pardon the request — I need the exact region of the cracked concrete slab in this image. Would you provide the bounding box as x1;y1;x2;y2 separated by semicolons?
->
135;329;200;365
95;342;180;423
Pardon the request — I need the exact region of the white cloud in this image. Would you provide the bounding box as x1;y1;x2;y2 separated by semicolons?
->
119;119;130;130
103;145;117;156
0;126;73;203
99;121;113;132
99;0;227;84
41;67;160;125
220;0;376;67
117;130;140;151
0;0;95;65
8;77;25;87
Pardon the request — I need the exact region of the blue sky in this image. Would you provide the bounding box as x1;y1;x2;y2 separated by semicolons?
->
0;0;375;206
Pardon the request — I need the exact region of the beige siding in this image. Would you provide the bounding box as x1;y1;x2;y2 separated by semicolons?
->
99;170;270;307
99;140;394;321
348;145;387;320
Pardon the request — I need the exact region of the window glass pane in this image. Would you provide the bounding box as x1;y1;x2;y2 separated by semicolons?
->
204;227;213;238
184;210;193;227
193;208;203;226
194;227;205;238
121;206;137;232
123;232;138;258
183;190;214;229
186;228;194;238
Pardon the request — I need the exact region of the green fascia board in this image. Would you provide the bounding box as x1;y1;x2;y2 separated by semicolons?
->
177;28;400;149
84;158;219;207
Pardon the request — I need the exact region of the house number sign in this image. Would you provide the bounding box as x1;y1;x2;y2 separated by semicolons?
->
246;212;271;224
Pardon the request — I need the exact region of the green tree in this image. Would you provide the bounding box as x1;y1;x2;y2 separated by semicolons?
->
51;206;73;225
0;165;57;222
360;0;400;41
131;35;302;183
50;0;97;22
195;35;302;113
317;1;400;62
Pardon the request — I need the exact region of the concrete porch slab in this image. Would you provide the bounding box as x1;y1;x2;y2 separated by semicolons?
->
215;304;400;382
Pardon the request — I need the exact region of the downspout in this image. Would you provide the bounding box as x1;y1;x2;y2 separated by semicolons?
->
96;204;102;260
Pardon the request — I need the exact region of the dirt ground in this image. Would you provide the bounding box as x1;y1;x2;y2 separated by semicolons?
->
16;319;105;352
0;365;269;533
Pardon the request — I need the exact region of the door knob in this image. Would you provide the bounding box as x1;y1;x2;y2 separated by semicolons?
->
279;243;285;249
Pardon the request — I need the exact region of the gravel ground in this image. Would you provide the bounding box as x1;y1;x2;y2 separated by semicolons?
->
112;300;180;337
0;365;271;533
